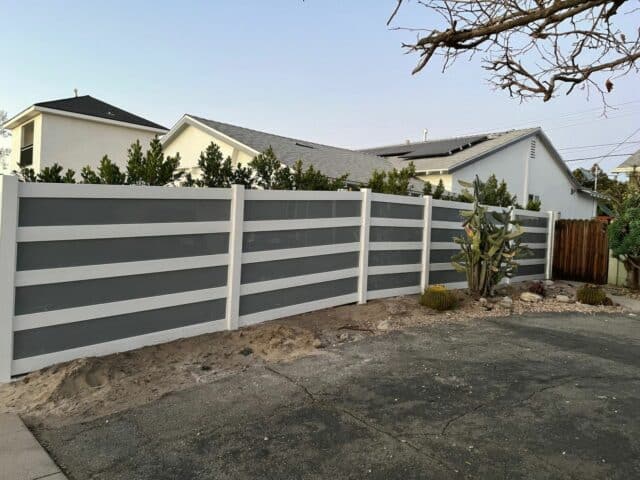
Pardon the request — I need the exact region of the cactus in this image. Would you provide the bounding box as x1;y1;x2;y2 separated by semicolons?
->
451;176;531;298
420;285;457;311
576;284;608;305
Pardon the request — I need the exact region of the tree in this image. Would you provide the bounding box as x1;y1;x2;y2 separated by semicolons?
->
126;137;182;186
18;163;76;183
433;179;446;199
388;0;640;102
0;110;10;173
573;166;628;213
187;142;254;188
367;162;416;195
608;189;640;289
451;176;530;297
291;160;348;191
81;155;127;184
250;147;293;190
457;174;518;207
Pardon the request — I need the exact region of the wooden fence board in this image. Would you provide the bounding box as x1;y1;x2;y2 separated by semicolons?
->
552;219;608;284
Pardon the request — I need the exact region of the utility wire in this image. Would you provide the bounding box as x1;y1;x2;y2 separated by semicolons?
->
564;153;636;162
558;141;640;151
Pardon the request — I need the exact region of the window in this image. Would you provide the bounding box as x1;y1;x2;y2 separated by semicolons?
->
20;122;34;167
528;194;540;202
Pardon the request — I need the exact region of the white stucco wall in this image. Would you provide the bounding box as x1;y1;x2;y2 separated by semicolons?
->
451;134;595;219
36;113;160;175
162;123;256;176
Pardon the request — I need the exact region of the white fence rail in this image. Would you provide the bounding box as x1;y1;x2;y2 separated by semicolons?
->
0;175;555;380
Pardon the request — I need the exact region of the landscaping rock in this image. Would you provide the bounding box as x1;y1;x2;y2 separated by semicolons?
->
478;298;488;307
499;296;513;309
544;280;555;287
312;338;326;349
556;295;571;303
520;292;543;303
239;347;254;356
376;320;391;331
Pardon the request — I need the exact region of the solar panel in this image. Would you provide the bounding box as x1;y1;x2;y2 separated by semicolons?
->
399;135;488;159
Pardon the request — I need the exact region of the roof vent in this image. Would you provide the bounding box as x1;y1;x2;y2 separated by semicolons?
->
295;142;314;149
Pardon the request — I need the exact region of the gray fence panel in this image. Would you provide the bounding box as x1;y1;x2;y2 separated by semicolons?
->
430;228;465;242
369;250;421;266
369;226;422;242
13;299;226;359
241;252;358;284
244;200;360;221
17;233;229;271
19;198;230;226
430;249;459;263
243;226;360;252
15;266;227;315
371;202;422;220
429;269;467;284
516;215;548;227
239;277;358;315
368;272;421;291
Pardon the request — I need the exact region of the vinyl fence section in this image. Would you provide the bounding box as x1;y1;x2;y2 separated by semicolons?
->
0;176;555;380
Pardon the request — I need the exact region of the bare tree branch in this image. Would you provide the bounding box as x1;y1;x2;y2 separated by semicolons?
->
390;0;640;102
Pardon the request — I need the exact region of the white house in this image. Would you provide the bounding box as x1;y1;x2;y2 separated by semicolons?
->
612;148;639;187
360;128;597;219
161;114;418;188
4;95;168;175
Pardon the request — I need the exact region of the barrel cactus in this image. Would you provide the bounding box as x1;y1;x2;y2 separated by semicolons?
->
576;284;608;305
420;285;457;311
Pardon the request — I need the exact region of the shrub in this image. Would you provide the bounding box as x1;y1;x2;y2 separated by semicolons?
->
576;284;608;305
528;281;545;297
420;285;457;311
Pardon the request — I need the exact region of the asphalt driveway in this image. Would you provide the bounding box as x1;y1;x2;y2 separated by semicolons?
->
34;312;640;479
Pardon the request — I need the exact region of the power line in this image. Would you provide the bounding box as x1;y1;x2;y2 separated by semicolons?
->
558;141;640;151
564;153;636;162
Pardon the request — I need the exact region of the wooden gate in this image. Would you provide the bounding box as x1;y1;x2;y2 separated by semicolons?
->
552;219;609;284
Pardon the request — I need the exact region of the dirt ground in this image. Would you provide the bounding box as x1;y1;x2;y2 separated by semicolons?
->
0;280;628;429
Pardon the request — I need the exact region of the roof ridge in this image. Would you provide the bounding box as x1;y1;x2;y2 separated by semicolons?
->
359;127;540;151
188;115;382;158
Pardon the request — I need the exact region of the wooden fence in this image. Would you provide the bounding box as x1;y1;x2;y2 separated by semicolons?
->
552;219;609;284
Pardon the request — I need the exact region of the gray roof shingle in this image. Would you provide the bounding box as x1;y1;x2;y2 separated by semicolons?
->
189;115;420;187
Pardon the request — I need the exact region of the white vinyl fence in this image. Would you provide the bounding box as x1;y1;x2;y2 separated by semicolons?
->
0;175;556;380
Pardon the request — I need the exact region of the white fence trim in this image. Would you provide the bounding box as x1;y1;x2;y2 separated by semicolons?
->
368;264;422;276
242;242;360;264
421;196;432;292
430;262;456;271
17;221;230;242
12;318;228;376
0;176;18;382
369;242;422;251
15;254;230;287
243;217;359;232
14;287;227;331
245;190;359;201
545;211;558;279
370;217;423;228
357;189;371;304
19;182;232;199
240;268;359;296
239;293;359;327
367;286;421;300
522;226;548;234
430;241;458;250
370;192;424;205
225;185;244;331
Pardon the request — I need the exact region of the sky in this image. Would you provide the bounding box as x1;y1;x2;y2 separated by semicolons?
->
1;0;639;175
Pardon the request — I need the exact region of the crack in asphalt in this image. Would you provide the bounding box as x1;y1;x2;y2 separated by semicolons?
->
264;365;459;475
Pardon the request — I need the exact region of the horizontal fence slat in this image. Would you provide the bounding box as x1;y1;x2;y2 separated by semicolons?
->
370;192;424;205
430;241;458;250
368;242;422;251
18;183;232;199
241;242;360;263
239;293;358;327
517;258;546;266
430;262;456;271
369;218;424;228
367;286;421;300
522;226;548;234
243;217;360;232
17;221;230;242
368;264;421;275
431;220;464;230
244;190;360;201
240;268;359;295
15;254;229;287
14;287;227;331
12;318;227;375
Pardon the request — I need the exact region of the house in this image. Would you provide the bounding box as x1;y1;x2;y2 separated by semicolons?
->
612;148;640;187
162;114;421;189
5;95;168;174
359;127;597;219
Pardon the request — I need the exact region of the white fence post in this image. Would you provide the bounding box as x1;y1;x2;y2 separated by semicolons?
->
0;175;19;382
357;188;371;304
545;210;558;280
225;185;245;330
420;195;432;292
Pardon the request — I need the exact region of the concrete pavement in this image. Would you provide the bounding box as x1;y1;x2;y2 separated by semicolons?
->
0;413;66;480
32;312;640;479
